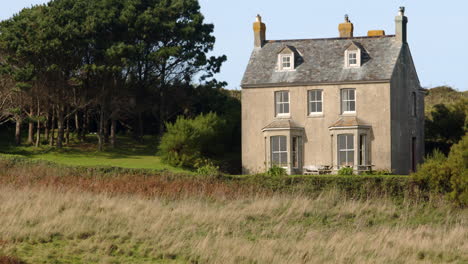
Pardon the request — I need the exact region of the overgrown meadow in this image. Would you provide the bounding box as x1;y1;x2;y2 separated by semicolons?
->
0;159;466;264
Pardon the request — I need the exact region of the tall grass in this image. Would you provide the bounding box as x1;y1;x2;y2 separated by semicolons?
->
0;186;466;263
0;161;466;263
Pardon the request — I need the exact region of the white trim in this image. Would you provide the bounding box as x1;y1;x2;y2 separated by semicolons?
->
308;89;323;116
271;135;288;168
340;88;356;114
344;49;361;68
278;53;295;71
275;90;290;117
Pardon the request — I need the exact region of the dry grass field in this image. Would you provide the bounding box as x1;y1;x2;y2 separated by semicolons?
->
0;162;467;263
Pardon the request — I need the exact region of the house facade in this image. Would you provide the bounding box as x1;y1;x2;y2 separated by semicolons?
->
241;8;425;175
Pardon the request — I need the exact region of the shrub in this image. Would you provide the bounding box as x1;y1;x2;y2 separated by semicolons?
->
338;167;354;175
195;160;221;177
412;134;468;206
267;166;287;177
159;113;226;169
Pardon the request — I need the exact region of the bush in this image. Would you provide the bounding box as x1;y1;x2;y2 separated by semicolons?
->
159;113;226;169
338;167;353;175
195;160;221;177
412;134;468;206
266;166;287;177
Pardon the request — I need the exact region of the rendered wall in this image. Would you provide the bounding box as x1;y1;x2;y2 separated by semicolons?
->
241;82;392;174
390;44;425;175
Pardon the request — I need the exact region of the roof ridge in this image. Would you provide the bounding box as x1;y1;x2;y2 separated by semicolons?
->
266;35;396;43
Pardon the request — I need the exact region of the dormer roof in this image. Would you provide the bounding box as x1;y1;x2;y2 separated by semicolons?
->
242;35;401;88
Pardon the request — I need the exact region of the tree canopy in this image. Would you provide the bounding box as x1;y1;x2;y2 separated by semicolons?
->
0;0;227;150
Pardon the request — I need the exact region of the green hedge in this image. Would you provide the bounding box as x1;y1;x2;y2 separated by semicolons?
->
235;174;412;198
0;154;413;198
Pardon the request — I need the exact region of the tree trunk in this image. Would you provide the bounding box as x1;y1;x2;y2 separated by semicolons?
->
103;118;109;144
97;107;104;151
75;111;80;141
27;107;34;144
15;118;22;145
35;101;41;147
65;110;70;145
56;104;65;148
110;118;116;148
49;106;55;146
81;109;89;141
44;111;50;142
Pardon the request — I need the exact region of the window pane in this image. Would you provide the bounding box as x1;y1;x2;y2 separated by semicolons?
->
271;137;279;152
347;134;354;149
339;151;346;165
279;136;287;151
349;101;355;111
317;90;322;100
283;103;289;114
317;102;322;112
283;91;289;102
342;90;348;100
280;153;287;166
349;90;355;100
310;91;316;101
272;153;279;165
338;135;346;150
347;151;354;166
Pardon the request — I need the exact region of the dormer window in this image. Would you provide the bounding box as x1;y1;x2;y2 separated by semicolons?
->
344;42;362;68
348;52;358;66
277;46;296;71
281;55;292;70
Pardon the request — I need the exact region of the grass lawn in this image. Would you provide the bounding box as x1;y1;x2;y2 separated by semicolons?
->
0;132;190;173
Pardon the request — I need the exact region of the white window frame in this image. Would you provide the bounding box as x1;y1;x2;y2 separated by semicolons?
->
341;88;356;114
338;134;354;167
308;89;323;116
358;134;367;166
271;136;288;168
275;91;290;117
344;49;361;68
278;54;294;71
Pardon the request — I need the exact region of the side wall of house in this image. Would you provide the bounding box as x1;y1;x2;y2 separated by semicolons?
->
390;45;425;175
241;83;392;174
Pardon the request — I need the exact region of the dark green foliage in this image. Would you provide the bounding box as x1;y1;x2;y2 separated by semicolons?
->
425;101;467;154
158;113;226;169
412;134;468;206
337;167;353;175
424;86;467;155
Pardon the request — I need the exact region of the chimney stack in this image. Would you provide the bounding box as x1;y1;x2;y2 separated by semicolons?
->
338;15;354;38
395;7;408;43
253;14;266;48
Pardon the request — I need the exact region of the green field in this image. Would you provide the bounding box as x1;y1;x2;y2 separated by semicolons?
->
0;133;190;173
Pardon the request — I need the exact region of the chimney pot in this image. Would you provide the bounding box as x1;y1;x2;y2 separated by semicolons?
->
395;6;408;43
253;14;266;48
338;14;354;38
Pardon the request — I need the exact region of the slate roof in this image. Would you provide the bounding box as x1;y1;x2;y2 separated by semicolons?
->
262;119;303;131
241;35;402;88
329;116;370;128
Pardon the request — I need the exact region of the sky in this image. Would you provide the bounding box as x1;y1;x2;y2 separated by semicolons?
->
2;0;467;91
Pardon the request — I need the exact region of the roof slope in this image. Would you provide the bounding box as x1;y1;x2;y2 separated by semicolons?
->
242;35;402;88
